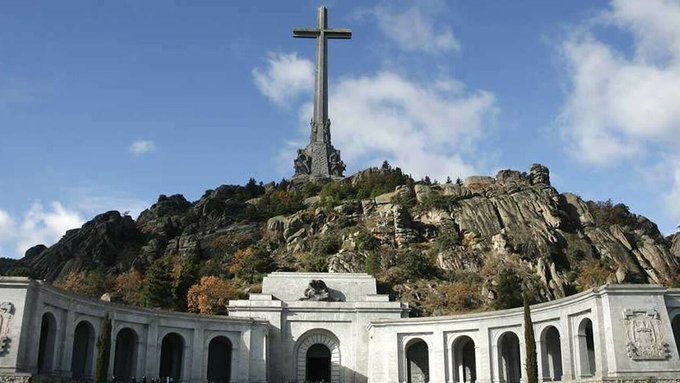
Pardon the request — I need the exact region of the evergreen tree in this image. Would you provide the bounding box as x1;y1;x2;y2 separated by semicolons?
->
524;293;539;383
143;258;174;308
495;269;524;309
364;251;381;276
94;314;112;383
446;176;452;184
172;256;199;311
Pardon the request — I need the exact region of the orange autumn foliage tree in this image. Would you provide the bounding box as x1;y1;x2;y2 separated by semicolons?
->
112;270;145;306
186;276;236;315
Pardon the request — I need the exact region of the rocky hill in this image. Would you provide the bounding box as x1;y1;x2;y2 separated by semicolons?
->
9;164;680;316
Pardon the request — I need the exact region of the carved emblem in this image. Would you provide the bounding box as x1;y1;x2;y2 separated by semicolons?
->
0;302;14;353
300;280;340;302
623;309;670;360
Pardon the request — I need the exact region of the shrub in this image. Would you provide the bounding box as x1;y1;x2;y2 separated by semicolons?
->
400;250;437;279
587;199;638;228
247;190;305;220
433;224;461;252
576;259;612;289
364;251;381;276
440;282;482;313
524;293;538;383
495;269;524;309
187;276;237;315
113;270;145;306
54;270;113;298
300;252;329;272
230;246;275;283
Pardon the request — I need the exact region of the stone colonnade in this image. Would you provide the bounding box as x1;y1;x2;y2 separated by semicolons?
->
0;278;269;383
368;285;680;383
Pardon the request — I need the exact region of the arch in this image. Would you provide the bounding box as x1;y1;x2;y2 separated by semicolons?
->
114;328;138;382
37;312;57;373
672;314;680;357
452;335;476;383
498;332;521;383
71;320;96;379
540;326;563;381
207;336;232;383
159;332;184;381
295;329;341;383
577;318;596;377
406;339;429;383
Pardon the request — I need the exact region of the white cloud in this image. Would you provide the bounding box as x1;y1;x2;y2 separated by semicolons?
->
559;0;680;165
252;53;314;106
364;3;460;54
0;202;84;258
129;140;156;155
254;54;497;181
663;158;680;227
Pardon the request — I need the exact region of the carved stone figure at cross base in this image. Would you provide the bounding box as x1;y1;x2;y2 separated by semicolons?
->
0;301;14;353
292;7;350;179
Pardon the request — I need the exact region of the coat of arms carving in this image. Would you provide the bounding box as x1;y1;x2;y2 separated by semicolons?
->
622;308;670;360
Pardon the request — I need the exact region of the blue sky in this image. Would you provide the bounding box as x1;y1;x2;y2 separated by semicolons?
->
1;0;679;258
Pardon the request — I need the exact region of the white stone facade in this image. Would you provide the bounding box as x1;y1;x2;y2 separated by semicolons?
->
2;273;680;383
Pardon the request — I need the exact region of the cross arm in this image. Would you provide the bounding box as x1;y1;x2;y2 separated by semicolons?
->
293;28;320;38
325;29;352;39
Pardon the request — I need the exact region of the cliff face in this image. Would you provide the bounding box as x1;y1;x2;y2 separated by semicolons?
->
14;164;680;315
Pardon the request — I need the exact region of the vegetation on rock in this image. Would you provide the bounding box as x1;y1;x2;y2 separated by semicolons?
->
94;314;112;383
5;164;680;318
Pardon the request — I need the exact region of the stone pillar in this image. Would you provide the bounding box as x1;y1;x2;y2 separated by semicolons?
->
58;309;76;377
190;326;204;383
559;316;573;381
144;319;159;378
430;330;446;383
477;325;492;383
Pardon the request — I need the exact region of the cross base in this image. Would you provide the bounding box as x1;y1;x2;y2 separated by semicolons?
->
294;142;345;178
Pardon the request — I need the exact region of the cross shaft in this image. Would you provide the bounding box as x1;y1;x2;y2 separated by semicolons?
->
293;6;351;144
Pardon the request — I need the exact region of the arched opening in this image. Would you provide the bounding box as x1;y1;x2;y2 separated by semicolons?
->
540;326;563;381
306;344;331;383
672;315;680;357
498;332;521;383
406;339;429;383
453;336;476;383
207;336;232;383
114;328;138;382
578;318;596;377
37;312;57;373
159;333;184;381
294;330;341;383
71;321;96;379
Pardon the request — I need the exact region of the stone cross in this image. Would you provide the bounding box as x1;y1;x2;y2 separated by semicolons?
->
292;6;350;178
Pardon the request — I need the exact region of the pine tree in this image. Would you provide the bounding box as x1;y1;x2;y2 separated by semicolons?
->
94;314;112;383
524;293;539;383
143;258;174;308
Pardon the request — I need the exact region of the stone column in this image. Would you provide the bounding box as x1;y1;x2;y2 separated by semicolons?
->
190;325;204;383
58;309;76;377
477;325;492;383
430;330;446;383
144;319;159;378
559;315;573;381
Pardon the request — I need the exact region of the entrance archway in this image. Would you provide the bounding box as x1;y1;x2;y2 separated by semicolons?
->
71;320;96;379
37;312;57;373
453;336;476;383
577;318;596;377
306;344;331;382
498;332;521;383
159;333;184;381
540;326;563;381
295;330;341;383
207;336;232;383
114;328;138;381
406;339;429;383
672;314;680;357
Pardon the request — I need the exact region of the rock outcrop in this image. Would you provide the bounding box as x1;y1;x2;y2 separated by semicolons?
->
11;164;680;315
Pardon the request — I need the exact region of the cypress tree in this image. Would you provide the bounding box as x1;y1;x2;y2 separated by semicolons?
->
94;314;112;383
523;293;539;383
